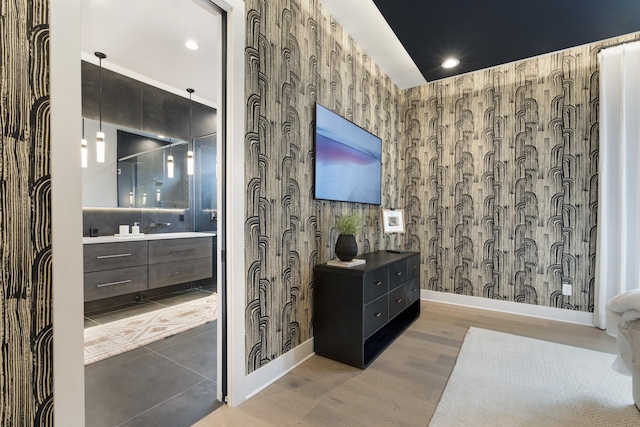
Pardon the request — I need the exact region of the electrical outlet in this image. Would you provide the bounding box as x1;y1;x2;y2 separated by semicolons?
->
562;283;572;296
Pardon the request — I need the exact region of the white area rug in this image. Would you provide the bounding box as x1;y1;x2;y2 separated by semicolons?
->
84;293;217;365
429;327;640;426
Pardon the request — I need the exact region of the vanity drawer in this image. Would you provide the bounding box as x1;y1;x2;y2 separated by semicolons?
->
84;241;148;273
84;266;148;301
389;259;407;289
389;285;407;319
148;257;212;289
363;267;388;303
363;296;388;338
148;237;212;264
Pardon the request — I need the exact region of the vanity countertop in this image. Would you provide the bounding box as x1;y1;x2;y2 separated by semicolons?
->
83;231;216;245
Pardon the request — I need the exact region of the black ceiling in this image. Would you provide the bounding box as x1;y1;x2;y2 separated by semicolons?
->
373;0;640;82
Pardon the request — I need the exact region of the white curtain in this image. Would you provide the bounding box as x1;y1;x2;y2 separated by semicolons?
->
594;41;640;329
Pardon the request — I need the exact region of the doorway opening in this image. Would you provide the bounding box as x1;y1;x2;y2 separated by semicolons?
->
79;0;227;425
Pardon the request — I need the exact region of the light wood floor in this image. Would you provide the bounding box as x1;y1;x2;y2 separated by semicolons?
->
195;300;616;427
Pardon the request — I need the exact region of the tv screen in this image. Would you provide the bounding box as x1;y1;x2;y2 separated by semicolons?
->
314;104;382;205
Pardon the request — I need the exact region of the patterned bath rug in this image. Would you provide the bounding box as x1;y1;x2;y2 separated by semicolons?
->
84;293;217;365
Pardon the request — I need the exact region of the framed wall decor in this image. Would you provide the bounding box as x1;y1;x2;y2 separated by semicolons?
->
382;208;405;233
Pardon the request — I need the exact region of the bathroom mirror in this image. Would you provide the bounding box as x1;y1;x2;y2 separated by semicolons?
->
82;118;190;209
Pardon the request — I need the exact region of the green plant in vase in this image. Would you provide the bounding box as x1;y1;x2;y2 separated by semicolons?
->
334;214;365;261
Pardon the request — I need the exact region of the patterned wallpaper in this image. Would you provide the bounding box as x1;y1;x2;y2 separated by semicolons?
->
244;0;401;373
0;0;53;425
403;33;640;312
243;0;640;374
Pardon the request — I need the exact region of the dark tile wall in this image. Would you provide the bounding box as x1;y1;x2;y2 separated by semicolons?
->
82;61;216;140
82;208;207;236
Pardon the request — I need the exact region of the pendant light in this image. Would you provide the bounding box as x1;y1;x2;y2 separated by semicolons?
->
95;52;107;163
186;88;195;176
81;118;88;168
167;138;174;179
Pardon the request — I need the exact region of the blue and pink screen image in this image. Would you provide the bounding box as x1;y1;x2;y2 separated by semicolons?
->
314;104;382;205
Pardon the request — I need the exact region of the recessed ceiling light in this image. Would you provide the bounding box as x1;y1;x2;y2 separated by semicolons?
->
185;40;199;50
441;58;460;69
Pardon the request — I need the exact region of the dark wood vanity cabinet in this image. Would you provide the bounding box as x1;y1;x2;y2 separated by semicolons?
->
313;251;421;368
83;241;149;301
83;235;214;302
148;237;213;289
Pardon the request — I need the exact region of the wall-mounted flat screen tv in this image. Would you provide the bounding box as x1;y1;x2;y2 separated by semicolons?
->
314;103;382;205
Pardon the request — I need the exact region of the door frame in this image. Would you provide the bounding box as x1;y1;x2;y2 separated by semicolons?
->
50;0;246;424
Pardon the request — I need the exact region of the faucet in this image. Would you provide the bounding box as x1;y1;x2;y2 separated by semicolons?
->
150;222;172;227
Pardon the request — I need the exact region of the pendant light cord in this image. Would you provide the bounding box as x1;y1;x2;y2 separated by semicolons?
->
187;88;195;147
99;58;102;131
95;52;106;132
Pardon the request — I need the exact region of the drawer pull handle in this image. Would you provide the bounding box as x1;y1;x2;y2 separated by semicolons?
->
413;265;418;269
375;312;382;318
97;253;132;259
375;281;382;286
96;279;132;288
396;298;403;303
396;272;402;276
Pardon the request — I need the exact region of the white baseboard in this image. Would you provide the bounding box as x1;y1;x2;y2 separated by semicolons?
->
243;337;315;402
422;290;595;326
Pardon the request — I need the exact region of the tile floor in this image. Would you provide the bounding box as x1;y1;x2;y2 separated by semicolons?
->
84;288;221;427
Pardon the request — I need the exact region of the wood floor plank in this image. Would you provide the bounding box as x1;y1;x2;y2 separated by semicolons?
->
195;300;617;427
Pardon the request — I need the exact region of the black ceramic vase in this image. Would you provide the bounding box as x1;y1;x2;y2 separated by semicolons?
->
335;234;358;261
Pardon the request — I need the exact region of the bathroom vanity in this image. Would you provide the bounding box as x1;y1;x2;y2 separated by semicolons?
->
83;232;215;302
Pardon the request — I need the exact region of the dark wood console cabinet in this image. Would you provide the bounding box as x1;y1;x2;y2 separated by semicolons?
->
313;251;421;368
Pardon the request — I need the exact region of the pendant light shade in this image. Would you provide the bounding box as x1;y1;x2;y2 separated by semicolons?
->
187;88;195;175
95;52;107;163
96;132;105;163
167;154;174;179
81;139;88;168
187;150;194;176
81;118;88;168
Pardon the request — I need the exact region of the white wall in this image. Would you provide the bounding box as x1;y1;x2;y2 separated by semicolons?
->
51;0;85;425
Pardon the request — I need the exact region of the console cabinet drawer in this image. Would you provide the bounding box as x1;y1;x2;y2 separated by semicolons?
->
389;285;407;319
84;241;148;273
148;257;212;289
364;296;389;337
84;266;148;301
148;237;212;264
406;254;420;280
363;267;388;303
406;278;420;305
389;259;407;289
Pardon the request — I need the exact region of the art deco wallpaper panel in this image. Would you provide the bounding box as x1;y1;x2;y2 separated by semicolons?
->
244;0;401;373
403;34;640;313
1;0;53;424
